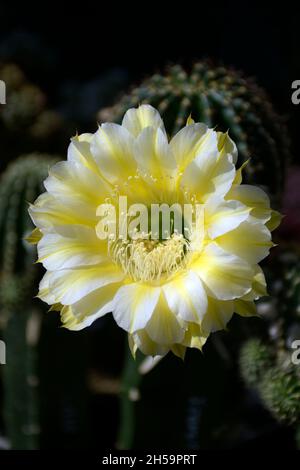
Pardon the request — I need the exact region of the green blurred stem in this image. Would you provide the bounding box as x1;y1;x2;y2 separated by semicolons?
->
117;347;143;449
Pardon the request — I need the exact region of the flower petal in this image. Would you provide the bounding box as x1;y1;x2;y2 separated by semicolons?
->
205;198;251;238
112;283;160;333
145;292;185;344
216;220;272;263
201;297;234;334
242;265;267;300
163;271;208;323
226;184;271;222
134;127;176;179
90;123;136;183
122;104;166;137
129;330;169;357
29;192;97;231
170;123;208;170
182;322;208;350
49;263;124;305
234;299;257;317
193;242;253;300
181;150;235;202
266;210;282;231
37;271;56;304
37;225;108;270
63;282;122;330
217;131;238;164
67;133;100;174
44;161;109;206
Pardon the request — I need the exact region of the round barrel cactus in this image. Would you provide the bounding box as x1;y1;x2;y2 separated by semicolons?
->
98;62;290;203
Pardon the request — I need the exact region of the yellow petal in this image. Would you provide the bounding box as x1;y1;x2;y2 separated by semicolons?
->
186;114;195;126
25;227;42;245
234;299;257;317
266;210;282;231
145;292;185;345
232;159;250;186
201;297;234;334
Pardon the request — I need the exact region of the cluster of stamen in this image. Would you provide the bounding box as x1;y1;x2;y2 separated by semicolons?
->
109;234;189;283
104;171;202;282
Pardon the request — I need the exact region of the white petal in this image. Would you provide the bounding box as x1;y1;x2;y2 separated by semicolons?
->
29;192;97;231
90;123;136;183
226;184;271;222
193;242;253;300
216;221;272;263
170;123;208;170
49;264;124;305
201;297;234;334
205;198;251;238
37;271;56;304
67;282;122;330
181;150;235;202
242;265;267;300
122;104;166;137
112;283;160;333
67;133;100;174
44;161;110;206
129;330;169;357
134;127;176;178
163;271;208;323
37;225;107;270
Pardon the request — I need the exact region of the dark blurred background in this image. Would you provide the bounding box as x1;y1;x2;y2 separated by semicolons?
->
0;2;300;451
0;3;299;135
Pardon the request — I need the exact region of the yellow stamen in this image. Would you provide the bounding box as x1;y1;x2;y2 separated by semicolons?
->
109;234;189;283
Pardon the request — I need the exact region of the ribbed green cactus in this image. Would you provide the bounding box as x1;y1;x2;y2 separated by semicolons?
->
239;338;273;387
98;62;290;203
260;363;300;424
240;340;300;425
239;253;300;429
0;153;58;449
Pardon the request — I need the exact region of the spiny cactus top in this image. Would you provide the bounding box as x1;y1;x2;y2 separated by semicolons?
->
98;63;290;204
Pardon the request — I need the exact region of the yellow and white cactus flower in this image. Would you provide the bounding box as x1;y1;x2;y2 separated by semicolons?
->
28;105;280;358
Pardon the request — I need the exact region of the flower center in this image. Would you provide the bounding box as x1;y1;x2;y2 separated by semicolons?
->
109;234;189;283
